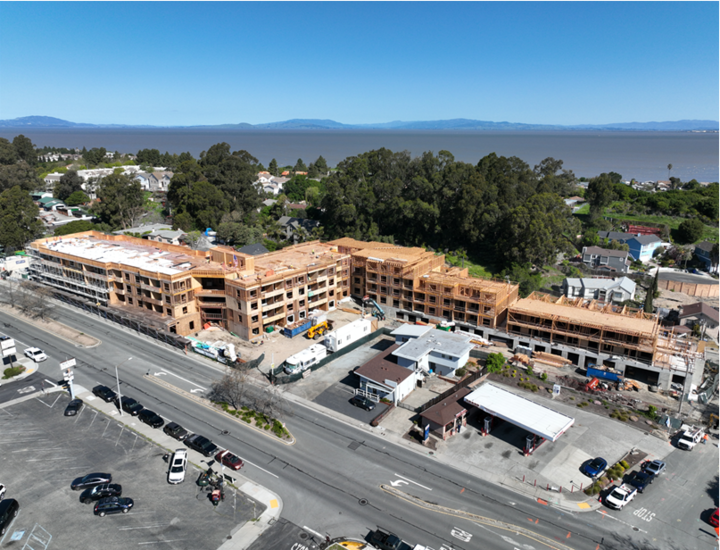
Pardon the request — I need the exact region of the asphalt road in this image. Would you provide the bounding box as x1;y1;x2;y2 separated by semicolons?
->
0;303;716;550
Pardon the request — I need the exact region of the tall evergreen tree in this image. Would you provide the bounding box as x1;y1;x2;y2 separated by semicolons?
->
0;185;43;251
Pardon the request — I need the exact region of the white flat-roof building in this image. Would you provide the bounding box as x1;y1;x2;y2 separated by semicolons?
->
392;328;474;376
464;383;574;443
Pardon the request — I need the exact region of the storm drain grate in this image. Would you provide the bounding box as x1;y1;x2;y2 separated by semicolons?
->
348;441;362;451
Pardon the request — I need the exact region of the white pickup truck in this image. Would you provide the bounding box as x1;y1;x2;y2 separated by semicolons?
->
605;484;638;510
677;426;704;450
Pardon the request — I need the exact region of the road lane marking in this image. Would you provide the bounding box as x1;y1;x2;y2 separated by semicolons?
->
239;457;279;479
137;540;187;545
393;473;432;491
595;510;647;533
157;368;206;390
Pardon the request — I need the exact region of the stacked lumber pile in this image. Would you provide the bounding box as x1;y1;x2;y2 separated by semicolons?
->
532;351;572;368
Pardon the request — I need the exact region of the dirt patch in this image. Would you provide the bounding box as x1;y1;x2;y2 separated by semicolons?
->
0;304;100;348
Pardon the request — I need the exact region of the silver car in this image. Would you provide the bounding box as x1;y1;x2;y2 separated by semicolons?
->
167;449;187;484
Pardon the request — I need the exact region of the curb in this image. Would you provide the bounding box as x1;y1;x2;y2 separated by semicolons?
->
0;303;102;349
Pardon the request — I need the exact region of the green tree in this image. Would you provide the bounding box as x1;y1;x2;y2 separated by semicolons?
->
0;162;41;192
293;158;307;172
496;193;580;267
137;148;161;166
91;173;144;229
314;155;328;173
83;147;107;167
307;163;320;179
53;220;97;236
586;173;615;221
485;352;505;373
500;263;544;297
677;218;704;243
667;163;672;181
268;158;279;176
305;186;320;206
12;135;36;166
0;186;43;252
65;190;90;206
0;138;18;165
176;180;227;230
53;170;84;201
644;269;659;313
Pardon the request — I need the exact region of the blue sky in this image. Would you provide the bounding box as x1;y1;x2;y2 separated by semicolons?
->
0;2;717;126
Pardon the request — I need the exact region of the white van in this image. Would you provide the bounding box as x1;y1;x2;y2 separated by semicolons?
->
283;344;327;374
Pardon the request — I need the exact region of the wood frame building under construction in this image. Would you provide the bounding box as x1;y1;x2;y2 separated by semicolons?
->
330;238;518;329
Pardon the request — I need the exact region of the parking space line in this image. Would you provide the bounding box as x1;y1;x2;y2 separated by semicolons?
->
44;379;58;387
119;524;170;530
137;540;187;545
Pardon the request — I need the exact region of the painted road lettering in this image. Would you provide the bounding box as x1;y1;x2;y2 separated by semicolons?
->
633;508;655;522
451;528;472;542
292;544;310;550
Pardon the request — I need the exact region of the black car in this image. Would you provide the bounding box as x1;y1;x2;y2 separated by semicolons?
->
64;398;84;416
116;396;144;416
138;409;165;429
94;496;134;517
163;422;189;441
350;395;376;411
628;470;655;493
0;499;19;536
92;385;117;403
71;473;112;491
80;483;122;504
185;434;219;457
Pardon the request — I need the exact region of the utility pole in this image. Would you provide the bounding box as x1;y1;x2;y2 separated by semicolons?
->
114;357;133;416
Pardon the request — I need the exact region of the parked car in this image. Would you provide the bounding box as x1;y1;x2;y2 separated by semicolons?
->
642;459;666;476
94;496;133;517
138;409;164;429
80;484;122;504
92;385;117;403
116;396;144;416
163;422;189;441
627;470;655;493
0;499;19;536
24;347;47;362
710;508;719;528
167;449;188;484
215;450;244;471
71;473;112;491
185;434;219;457
350;395;376;411
64;399;84;416
581;457;607;478
605;484;638;510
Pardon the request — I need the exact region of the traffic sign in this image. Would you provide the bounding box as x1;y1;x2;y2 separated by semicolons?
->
60;358;76;370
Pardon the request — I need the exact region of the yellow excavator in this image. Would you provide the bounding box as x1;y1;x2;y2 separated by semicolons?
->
307;320;334;340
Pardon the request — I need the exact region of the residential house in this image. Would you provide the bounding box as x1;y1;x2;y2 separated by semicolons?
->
597;230;634;243
581;246;631;273
146;229;186;245
563;196;586;212
134;172;152;191
678;302;719;340
392;328;474;377
562;277;636;303
277;216;321;242
626;235;663;262
354;343;418;405
44;173;63;189
391;324;432;345
419;387;471;441
627;225;662;238
236;243;270;256
694;241;717;273
262;199;277;208
148;171;173;192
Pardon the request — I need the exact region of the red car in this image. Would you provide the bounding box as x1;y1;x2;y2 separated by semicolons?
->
215;450;244;471
710;508;719;528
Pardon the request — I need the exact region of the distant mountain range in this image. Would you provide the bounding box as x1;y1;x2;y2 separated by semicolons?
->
0;115;717;132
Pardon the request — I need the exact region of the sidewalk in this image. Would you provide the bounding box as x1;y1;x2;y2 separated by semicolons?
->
73;384;284;550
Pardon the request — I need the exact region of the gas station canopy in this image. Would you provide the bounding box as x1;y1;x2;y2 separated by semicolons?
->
464;383;575;442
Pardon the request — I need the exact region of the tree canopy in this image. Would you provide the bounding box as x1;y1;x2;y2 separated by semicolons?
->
0;186;43;252
91;173;144;229
12;135;36;166
53;170;84;201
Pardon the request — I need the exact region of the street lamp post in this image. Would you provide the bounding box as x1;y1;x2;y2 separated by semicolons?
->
115;357;132;416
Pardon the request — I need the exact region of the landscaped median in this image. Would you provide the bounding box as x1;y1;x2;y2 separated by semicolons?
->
144;373;296;445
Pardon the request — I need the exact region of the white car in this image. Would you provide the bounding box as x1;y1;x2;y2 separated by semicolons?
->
167;449;188;484
0;483;5;500
605;484;637;510
24;347;47;362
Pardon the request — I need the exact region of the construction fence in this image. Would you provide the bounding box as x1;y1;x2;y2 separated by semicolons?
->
270;326;390;385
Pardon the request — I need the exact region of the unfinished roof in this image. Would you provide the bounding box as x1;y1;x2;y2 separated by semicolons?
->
238;240;346;282
510;293;658;335
423;271;512;293
421;387;471;426
464;383;575;442
33;233;212;276
393;329;474;361
355;343;413;386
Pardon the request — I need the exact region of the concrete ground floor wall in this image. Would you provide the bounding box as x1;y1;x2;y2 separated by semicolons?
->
390;305;702;394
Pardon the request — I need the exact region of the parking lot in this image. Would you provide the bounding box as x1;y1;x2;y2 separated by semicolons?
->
0;393;261;549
